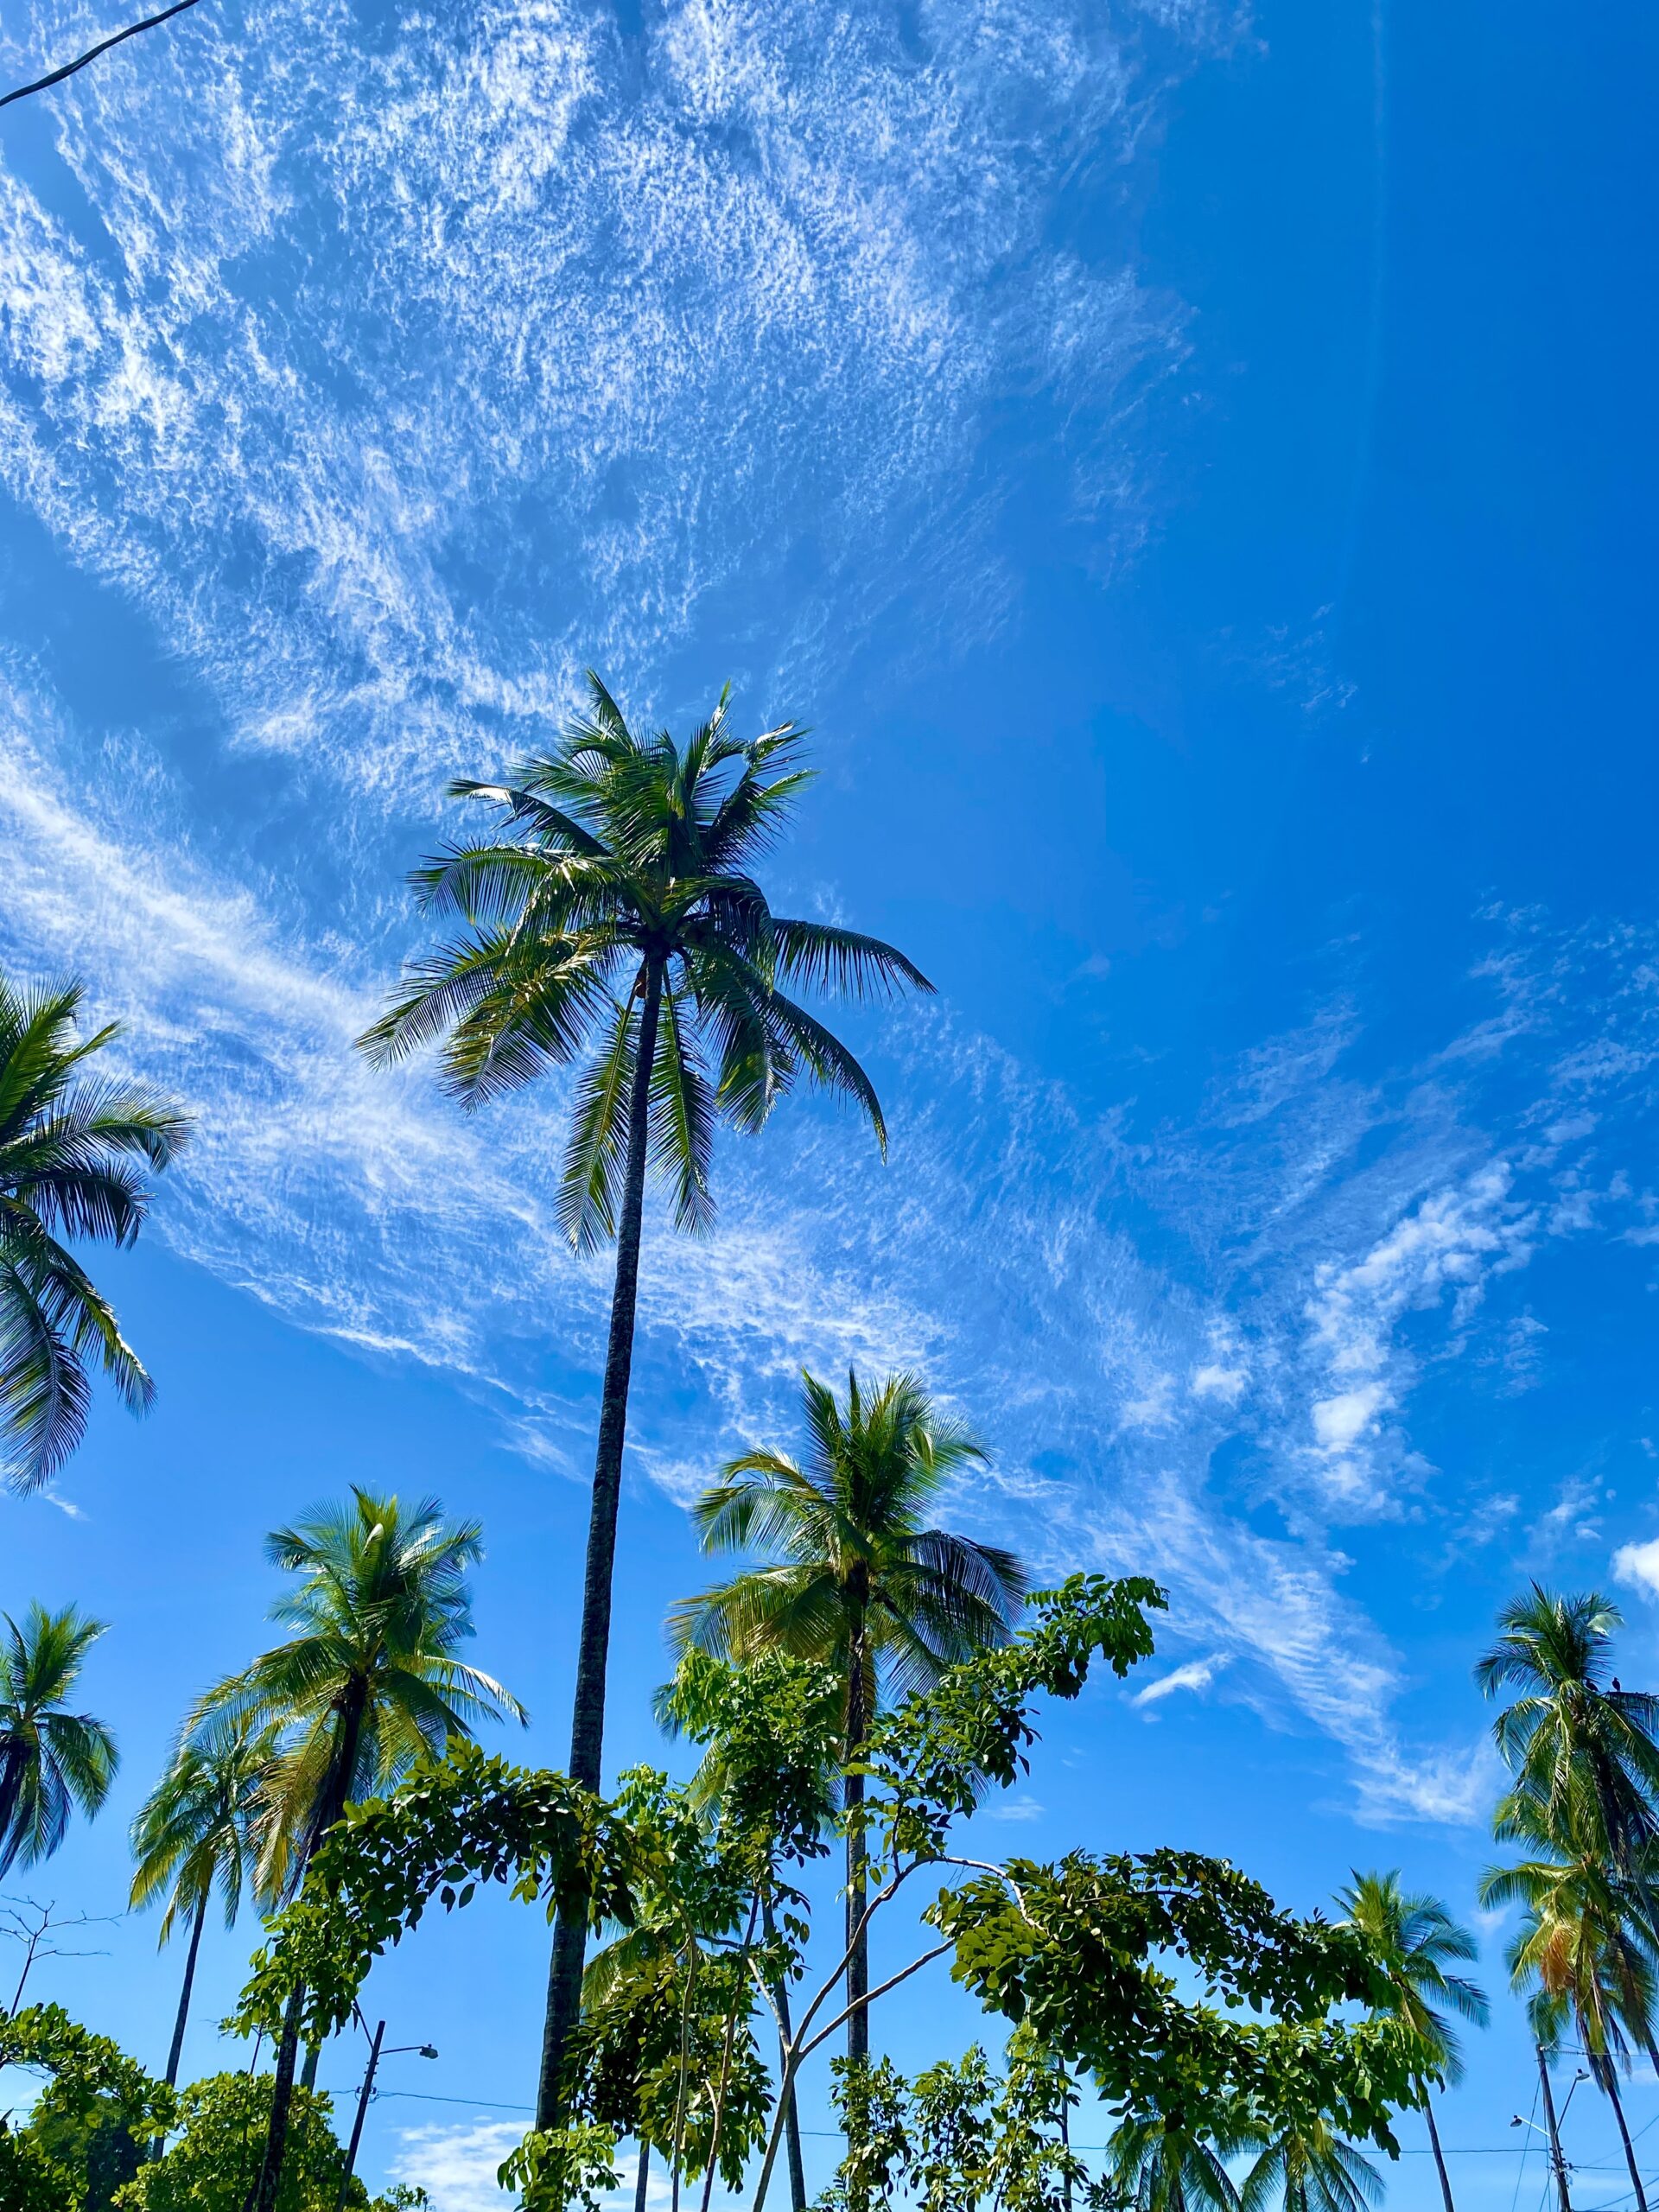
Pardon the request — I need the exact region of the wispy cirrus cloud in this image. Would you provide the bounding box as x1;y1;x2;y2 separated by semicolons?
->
0;0;1198;804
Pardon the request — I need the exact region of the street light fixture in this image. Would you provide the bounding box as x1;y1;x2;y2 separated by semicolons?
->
334;2017;439;2211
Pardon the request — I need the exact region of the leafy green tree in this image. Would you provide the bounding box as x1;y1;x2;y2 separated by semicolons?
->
1475;1585;1659;1877
0;975;189;1493
653;1648;843;2212
1332;1873;1487;2212
194;1491;524;2212
108;2072;423;2210
0;1999;174;2209
1238;2117;1380;2212
672;1367;1026;2079
356;677;931;2121
1481;1790;1658;2212
0;1603;118;1876
130;1715;279;2088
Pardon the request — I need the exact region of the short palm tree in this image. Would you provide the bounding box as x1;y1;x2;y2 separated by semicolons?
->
196;1489;526;2212
357;677;931;2120
1481;1791;1657;2212
671;1368;1026;2081
0;1602;118;1877
1109;2113;1243;2212
1475;1586;1659;1878
130;1713;279;2088
1239;2118;1380;2212
1333;1872;1488;2212
0;976;189;1492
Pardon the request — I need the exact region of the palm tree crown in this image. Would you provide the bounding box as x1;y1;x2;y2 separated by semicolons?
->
0;976;190;1491
672;1367;1026;2098
357;677;932;1250
0;1602;118;1876
130;1712;279;2088
193;1487;527;1894
130;1712;277;1938
671;1368;1027;1713
1480;1792;1657;2082
1239;2119;1380;2212
1475;1585;1659;1874
1334;1872;1490;2080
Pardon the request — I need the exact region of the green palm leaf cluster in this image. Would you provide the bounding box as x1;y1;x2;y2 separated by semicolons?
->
673;1366;1026;2113
0;976;189;1491
1109;2107;1382;2212
0;1602;118;1878
359;677;930;1249
192;1488;525;1894
673;1370;1026;1715
130;1713;280;2087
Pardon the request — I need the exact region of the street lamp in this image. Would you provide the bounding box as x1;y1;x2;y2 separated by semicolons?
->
334;2014;439;2211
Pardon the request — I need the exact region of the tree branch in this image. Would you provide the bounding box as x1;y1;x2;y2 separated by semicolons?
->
798;1942;954;2060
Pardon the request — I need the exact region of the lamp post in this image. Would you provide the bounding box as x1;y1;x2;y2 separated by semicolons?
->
334;2014;438;2211
1512;2066;1589;2212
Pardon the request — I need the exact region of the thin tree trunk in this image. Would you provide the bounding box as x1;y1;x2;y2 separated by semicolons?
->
1536;2044;1573;2212
537;963;664;2129
245;1692;367;2212
635;2138;652;2212
1603;2070;1647;2212
699;1894;760;2212
165;1891;210;2091
842;1623;871;2212
1422;2093;1455;2212
844;1624;869;2073
245;1982;306;2212
761;1897;806;2212
0;1740;27;1878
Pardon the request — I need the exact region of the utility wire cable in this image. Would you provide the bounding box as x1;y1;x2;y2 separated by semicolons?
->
2;0;205;111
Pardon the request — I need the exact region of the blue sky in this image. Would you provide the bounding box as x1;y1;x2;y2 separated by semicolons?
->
2;0;1657;2204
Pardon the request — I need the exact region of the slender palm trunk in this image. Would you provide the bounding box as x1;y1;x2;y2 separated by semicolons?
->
761;1896;806;2212
245;1693;367;2212
0;1739;27;1877
1537;2044;1573;2212
1422;2094;1455;2212
537;963;664;2129
843;1621;869;2073
1602;2070;1648;2212
165;1891;210;2089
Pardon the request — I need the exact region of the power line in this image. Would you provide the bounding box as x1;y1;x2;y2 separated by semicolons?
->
1;0;206;111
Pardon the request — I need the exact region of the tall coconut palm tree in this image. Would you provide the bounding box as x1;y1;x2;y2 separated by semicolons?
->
0;976;189;1493
1481;1791;1658;2212
195;1489;526;2212
356;677;931;2121
0;1603;118;1877
671;1369;1026;2086
1239;2118;1380;2212
1332;1872;1488;2212
1475;1586;1659;1879
130;1713;279;2090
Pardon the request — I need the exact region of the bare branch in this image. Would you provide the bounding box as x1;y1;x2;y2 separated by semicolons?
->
798;1942;954;2060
